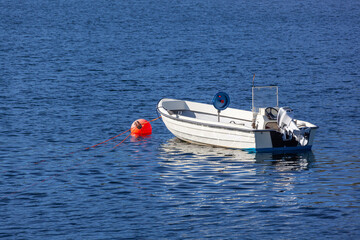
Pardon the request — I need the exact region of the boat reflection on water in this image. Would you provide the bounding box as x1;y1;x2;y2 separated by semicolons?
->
253;150;315;172
157;138;316;206
159;138;255;162
158;138;315;172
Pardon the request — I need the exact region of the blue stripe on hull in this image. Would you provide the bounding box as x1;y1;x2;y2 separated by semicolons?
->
245;145;312;153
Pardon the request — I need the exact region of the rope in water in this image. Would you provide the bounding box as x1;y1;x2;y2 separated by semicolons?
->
0;116;162;200
2;116;162;173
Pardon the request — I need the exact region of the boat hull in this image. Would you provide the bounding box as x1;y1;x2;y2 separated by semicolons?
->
157;98;317;152
161;113;256;149
160;111;316;152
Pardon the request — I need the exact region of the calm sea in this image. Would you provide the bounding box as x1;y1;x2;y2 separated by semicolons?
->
1;0;359;239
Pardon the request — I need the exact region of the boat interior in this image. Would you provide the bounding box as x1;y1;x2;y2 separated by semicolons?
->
168;109;253;128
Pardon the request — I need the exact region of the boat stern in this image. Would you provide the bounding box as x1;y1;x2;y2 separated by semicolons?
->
249;127;317;152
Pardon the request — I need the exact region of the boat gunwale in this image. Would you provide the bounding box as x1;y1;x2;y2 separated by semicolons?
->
158;107;257;133
171;109;252;124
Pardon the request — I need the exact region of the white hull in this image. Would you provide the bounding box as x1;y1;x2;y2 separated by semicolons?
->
157;98;318;152
162;115;255;149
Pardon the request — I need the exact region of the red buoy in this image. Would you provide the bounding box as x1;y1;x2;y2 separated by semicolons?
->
130;119;152;136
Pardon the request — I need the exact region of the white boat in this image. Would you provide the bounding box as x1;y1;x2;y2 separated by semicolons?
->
157;86;318;152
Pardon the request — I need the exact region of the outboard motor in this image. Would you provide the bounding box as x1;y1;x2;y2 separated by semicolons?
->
277;107;310;146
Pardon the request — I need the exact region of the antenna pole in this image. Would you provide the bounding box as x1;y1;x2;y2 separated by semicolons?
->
252;74;256;129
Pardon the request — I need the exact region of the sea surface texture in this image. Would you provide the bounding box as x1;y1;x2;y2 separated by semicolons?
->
1;0;359;239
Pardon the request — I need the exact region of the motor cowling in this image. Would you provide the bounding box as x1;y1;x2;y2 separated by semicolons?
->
277;107;310;146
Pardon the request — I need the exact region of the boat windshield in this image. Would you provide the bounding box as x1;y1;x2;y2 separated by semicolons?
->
252;86;278;113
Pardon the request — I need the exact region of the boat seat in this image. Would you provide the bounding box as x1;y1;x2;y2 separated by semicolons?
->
166;109;196;119
163;101;188;111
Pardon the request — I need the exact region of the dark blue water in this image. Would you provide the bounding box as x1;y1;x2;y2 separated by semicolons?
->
1;0;359;239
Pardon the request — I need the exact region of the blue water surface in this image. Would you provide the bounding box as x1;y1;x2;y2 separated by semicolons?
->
1;0;359;239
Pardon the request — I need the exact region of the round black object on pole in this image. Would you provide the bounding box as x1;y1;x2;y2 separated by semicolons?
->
212;92;230;111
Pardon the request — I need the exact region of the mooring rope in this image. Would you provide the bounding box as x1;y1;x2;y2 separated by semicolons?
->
112;133;131;150
1;116;162;174
0;116;162;200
